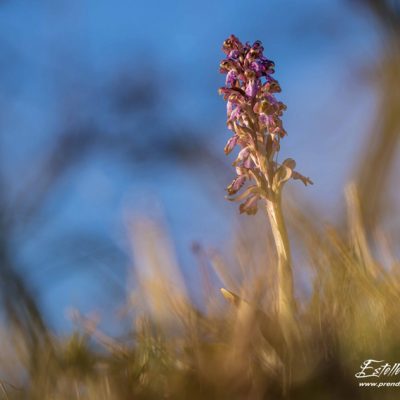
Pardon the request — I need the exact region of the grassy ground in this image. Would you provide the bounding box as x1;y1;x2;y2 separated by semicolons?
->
1;182;400;399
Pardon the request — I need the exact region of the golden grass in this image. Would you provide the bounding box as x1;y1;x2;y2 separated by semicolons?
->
1;181;399;399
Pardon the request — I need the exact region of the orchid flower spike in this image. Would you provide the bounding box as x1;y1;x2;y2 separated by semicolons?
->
219;35;312;215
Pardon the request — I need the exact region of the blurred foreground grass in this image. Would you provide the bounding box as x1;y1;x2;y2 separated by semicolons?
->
0;182;400;399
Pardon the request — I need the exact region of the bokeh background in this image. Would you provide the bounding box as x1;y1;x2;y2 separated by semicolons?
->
0;0;397;337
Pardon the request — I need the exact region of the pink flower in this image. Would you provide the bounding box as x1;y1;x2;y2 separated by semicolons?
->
219;35;311;215
239;194;260;215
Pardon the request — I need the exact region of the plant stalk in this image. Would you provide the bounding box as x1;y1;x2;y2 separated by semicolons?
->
265;192;296;325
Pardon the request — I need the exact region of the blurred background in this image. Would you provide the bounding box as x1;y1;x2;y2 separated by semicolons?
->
0;0;398;348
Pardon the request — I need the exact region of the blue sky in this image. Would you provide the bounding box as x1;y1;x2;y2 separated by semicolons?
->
0;0;380;331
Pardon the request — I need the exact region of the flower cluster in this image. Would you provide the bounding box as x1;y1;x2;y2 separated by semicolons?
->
219;35;312;215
